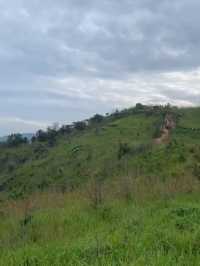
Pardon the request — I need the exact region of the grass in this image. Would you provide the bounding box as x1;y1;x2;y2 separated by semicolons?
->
179;107;200;128
1;106;199;199
1;105;200;264
0;112;158;198
1;187;200;265
0;169;200;266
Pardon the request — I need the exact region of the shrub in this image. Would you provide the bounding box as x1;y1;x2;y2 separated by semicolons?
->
90;114;104;124
73;121;87;131
118;142;131;160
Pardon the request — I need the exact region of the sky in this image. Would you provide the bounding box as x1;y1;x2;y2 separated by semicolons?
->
0;0;200;135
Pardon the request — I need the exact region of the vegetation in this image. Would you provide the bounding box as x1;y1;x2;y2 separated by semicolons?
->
6;134;28;147
1;181;200;265
1;104;200;264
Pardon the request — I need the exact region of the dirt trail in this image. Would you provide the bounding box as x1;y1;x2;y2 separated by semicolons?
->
154;114;176;145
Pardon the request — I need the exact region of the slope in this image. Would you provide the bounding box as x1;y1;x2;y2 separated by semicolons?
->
0;105;200;199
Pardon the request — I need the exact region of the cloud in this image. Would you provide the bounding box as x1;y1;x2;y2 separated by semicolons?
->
0;0;200;134
0;117;48;135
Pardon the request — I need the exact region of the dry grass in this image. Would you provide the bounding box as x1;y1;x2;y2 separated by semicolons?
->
1;173;199;220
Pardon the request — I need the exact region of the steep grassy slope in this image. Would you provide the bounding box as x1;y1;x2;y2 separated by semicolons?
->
0;112;157;198
0;106;200;199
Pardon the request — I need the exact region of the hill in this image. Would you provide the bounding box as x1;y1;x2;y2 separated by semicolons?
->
1;104;200;265
0;104;200;199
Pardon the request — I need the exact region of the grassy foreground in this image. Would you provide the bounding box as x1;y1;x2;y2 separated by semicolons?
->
1;185;200;266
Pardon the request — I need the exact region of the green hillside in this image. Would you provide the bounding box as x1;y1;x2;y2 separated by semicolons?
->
1;105;200;265
0;105;200;199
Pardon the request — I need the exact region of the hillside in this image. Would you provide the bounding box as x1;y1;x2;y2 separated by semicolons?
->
0;105;200;199
1;105;200;265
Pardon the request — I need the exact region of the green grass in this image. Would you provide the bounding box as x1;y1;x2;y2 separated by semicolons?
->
0;113;158;198
179;107;200;128
1;193;200;265
0;106;200;199
1;105;200;264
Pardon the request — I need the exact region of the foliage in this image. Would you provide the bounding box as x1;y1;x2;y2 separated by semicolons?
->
6;134;28;147
90;114;104;124
0;105;200;199
118;142;131;159
0;104;200;264
73;121;87;131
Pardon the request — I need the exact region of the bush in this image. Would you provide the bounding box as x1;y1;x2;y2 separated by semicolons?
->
90;114;104;124
118;142;131;160
73;121;87;131
34;130;48;142
59;125;72;135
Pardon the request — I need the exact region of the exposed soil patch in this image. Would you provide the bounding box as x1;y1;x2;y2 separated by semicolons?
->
154;114;176;145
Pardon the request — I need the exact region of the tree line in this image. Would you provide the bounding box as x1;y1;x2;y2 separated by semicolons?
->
1;104;178;148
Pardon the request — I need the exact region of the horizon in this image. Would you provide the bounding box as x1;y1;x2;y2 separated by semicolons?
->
1;1;200;136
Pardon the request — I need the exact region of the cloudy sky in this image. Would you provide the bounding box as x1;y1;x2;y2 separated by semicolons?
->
0;0;200;135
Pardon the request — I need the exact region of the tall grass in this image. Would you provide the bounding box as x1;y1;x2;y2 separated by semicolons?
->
0;174;200;265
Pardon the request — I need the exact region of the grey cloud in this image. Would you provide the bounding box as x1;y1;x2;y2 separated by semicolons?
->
2;0;200;79
0;0;200;134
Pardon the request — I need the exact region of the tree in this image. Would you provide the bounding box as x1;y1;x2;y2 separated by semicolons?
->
90;114;104;124
59;125;72;135
135;103;144;110
73;121;87;131
6;134;28;147
35;130;48;142
46;125;58;146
